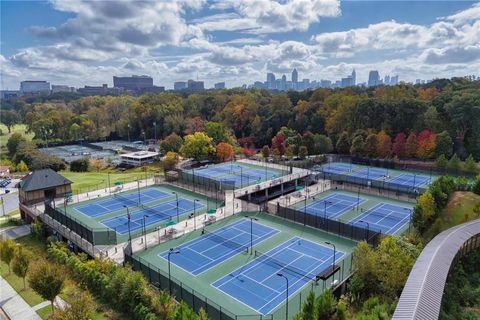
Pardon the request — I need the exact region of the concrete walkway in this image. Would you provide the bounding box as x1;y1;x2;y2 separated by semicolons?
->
0;276;40;320
0;225;31;240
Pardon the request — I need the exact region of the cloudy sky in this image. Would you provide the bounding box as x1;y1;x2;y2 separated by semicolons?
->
1;0;479;90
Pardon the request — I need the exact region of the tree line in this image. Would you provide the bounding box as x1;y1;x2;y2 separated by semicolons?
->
1;77;479;162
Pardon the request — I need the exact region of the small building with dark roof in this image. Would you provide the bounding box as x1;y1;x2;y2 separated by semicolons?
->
18;169;72;210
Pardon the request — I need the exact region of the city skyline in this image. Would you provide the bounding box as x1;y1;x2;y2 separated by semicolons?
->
1;1;479;90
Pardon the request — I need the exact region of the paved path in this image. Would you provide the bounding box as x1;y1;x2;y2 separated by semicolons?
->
0;276;40;320
0;225;30;240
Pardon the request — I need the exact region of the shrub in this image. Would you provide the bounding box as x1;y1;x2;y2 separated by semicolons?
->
70;158;89;172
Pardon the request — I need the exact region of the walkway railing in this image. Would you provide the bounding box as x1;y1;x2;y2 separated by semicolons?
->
392;219;480;320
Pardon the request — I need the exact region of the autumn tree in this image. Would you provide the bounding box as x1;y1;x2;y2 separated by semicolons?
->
392;132;407;158
89;159;104;172
160;133;184;153
184;116;205;135
29;262;65;314
405;132;418;157
271;132;286;157
17;160;29;173
261;145;270;158
180;132;215;161
216;142;234;162
162;152;179;171
416;129;436;159
376;130;392;158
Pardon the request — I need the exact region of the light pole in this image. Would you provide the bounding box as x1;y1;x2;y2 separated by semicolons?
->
172;192;179;222
277;273;289;320
404;208;413;233
123;205;132;246
143;215;150;250
193;199;200;230
244;216;258;254
127;124;131;142
237;165;243;187
359;220;370;241
137;180;141;205
325;241;336;274
167;248;180;294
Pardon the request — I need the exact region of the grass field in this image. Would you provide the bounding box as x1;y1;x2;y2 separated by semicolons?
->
0;124;34;149
59;165;163;194
425;191;480;239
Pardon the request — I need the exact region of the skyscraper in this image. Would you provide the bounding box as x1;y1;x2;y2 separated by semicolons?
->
351;69;356;86
292;68;298;83
267;73;276;89
368;70;381;87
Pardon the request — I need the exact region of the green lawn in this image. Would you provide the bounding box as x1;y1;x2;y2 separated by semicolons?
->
0;261;45;306
0;124;34;148
425;191;480;239
37;304;53;320
59;166;163;194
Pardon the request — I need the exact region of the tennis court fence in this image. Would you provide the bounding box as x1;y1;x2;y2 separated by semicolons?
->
315;170;429;195
275;204;381;247
44;203;117;245
125;251;355;320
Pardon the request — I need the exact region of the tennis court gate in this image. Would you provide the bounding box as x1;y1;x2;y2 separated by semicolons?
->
276;204;381;247
125;253;274;320
44;203;117;245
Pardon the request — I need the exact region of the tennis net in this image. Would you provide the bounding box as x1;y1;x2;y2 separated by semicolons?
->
114;193;139;207
254;250;318;281
361;209;410;221
203;229;249;253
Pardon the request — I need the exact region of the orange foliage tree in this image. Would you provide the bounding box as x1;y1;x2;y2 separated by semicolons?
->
216;142;234;162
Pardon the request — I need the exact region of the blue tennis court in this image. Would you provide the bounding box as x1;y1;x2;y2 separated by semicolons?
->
101;198;204;234
386;173;431;188
349;202;412;235
302;192;366;219
213;237;344;315
193;163;282;188
348;168;388;181
159;219;279;275
320;162;355;174
75;188;170;217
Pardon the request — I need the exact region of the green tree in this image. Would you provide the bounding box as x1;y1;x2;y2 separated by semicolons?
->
0;110;20;133
350;135;365;156
472;175;480;195
435;131;453;159
70;159;89;172
0;239;16;273
12;247;30;290
464;154;477;172
436;154;448;169
317;289;337;319
335;132;350;154
160;133;184;153
364;133;378;158
51;290;94;320
180;132;215;161
313;134;333;154
417;191;436;220
298;146;308;159
29;262;65;314
204;121;236;145
448;154;461;170
6;132;26;156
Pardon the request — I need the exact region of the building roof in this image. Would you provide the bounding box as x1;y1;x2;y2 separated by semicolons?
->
19;169;72;192
120;151;159;160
